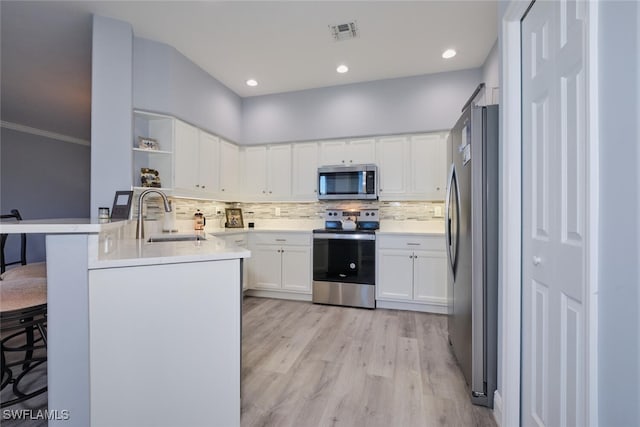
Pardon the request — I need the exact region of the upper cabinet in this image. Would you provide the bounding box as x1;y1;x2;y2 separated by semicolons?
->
218;139;239;199
409;133;447;200
132;111;174;190
134;111;240;200
376;132;448;201
241;144;292;200
132;110;446;202
174;120;222;196
292;142;319;201
319;138;375;166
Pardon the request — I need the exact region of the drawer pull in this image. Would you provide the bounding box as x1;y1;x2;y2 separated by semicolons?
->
407;243;421;246
275;239;286;242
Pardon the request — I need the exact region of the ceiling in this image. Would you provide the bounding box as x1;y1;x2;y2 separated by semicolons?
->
0;1;498;141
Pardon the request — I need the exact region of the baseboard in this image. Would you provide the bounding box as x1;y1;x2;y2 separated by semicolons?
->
492;390;503;427
244;289;312;302
376;299;447;314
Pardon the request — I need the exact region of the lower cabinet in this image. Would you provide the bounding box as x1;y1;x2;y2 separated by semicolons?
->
247;232;312;295
376;234;447;313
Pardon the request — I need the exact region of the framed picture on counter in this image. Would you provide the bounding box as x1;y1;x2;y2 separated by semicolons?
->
225;208;244;228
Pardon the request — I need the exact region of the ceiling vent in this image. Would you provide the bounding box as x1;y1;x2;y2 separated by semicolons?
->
329;21;358;42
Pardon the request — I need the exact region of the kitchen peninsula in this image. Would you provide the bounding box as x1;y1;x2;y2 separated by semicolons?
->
0;219;249;427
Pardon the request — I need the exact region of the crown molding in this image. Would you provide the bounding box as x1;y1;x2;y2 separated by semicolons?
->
1;121;90;147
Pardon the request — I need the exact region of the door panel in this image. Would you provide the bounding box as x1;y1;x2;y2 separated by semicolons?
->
281;246;311;292
377;250;413;300
522;1;587;425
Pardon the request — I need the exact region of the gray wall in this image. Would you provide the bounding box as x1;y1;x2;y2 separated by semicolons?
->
90;15;133;218
598;1;640;425
0;128;90;263
133;37;243;143
241;68;482;145
481;40;499;104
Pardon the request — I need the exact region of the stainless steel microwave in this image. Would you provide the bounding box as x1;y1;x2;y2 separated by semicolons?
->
317;164;378;200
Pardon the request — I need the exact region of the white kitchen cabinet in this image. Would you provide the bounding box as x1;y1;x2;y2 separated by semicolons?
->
319;138;375;166
292;142;319;201
132;111;174;190
247;232;311;294
376;234;447;313
410;133;447;200
376;136;409;198
376;132;448;201
174;120;220;196
241;144;292;200
218;139;239;199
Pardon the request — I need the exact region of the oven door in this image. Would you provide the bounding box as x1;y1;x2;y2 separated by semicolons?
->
312;232;376;309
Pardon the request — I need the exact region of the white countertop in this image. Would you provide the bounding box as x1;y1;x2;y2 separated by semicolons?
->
0;218;127;234
377;220;445;235
90;234;250;269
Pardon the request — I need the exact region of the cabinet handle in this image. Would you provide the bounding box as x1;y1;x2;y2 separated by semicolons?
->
313;189;317;193
436;186;441;191
221;188;225;192
341;160;345;163
349;160;353;163
275;239;286;242
201;185;206;189
195;184;200;188
269;191;272;194
262;190;266;194
407;243;420;246
235;240;244;244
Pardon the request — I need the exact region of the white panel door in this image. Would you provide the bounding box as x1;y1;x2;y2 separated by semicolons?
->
410;133;447;200
248;246;281;290
413;250;447;304
377;249;413;300
281;246;311;293
267;144;292;199
198;131;219;193
346;138;376;164
377;136;408;197
521;1;587;426
219;139;239;197
319;140;347;166
173;120;199;191
292;142;319;200
243;146;268;198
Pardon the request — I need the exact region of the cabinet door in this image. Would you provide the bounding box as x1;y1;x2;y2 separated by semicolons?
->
267;145;292;199
413;250;447;304
292;142;319;200
346;138;376;164
376;136;408;198
242;146;268;198
377;249;414;300
198;131;219;193
319;140;347;166
410;133;447;200
281;246;311;293
174;120;199;191
248;246;281;290
219;139;239;197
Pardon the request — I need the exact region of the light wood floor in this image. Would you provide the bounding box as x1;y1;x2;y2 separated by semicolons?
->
241;297;497;427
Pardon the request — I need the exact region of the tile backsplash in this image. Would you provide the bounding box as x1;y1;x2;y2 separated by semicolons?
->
133;190;444;223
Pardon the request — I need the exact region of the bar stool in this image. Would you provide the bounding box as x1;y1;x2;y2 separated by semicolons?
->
0;209;48;408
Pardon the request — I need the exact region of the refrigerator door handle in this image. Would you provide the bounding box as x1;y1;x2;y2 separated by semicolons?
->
445;164;458;278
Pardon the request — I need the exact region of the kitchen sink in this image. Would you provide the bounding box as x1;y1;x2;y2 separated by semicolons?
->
147;234;207;243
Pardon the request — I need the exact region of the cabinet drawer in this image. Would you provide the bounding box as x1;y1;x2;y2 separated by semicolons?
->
250;232;311;247
223;235;248;247
377;234;444;251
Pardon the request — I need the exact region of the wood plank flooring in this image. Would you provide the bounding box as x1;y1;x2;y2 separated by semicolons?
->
241;297;497;427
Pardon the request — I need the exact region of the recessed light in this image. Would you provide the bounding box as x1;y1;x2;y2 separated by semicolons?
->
246;79;258;87
336;64;349;74
442;49;457;59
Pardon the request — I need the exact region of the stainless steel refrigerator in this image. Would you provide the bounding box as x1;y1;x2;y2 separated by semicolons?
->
445;98;498;408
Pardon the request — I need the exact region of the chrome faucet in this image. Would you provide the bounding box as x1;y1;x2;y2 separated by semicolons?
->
136;189;172;240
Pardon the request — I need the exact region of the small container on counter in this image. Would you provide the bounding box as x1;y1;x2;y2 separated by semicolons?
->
98;207;110;223
194;209;206;231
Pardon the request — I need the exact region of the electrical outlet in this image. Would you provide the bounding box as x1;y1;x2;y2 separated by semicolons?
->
275;207;281;217
434;206;443;217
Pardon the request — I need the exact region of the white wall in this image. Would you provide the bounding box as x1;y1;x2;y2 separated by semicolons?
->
241;69;482;145
90;15;133;218
133;37;243;143
481;40;499;105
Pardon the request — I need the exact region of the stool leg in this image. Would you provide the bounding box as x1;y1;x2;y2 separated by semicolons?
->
23;317;34;370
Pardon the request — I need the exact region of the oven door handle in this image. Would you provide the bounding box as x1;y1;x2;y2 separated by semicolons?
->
313;233;376;241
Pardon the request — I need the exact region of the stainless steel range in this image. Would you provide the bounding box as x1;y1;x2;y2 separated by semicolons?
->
312;209;379;309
